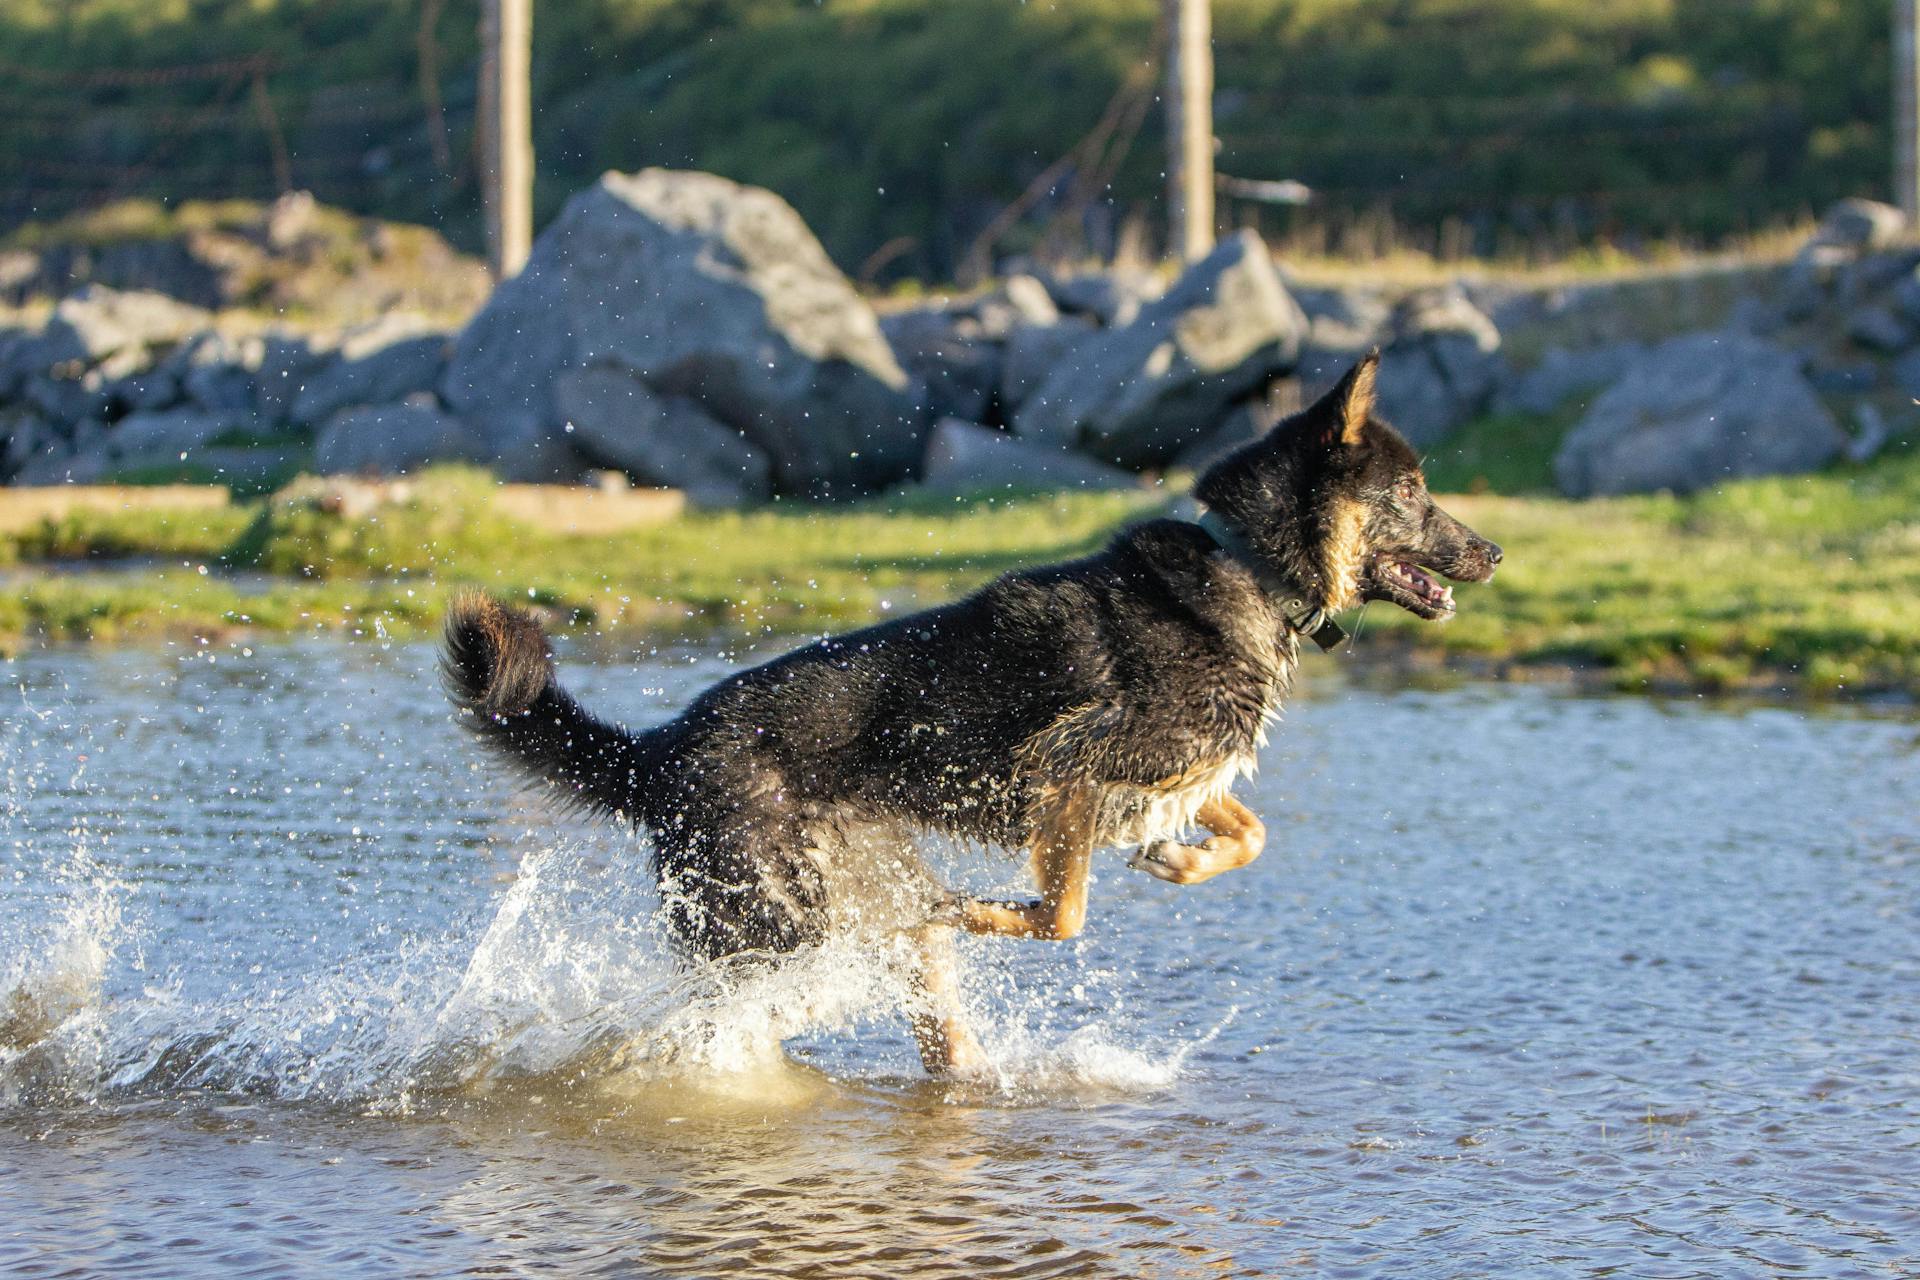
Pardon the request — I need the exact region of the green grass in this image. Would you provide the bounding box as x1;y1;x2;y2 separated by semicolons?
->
5;450;1920;698
1420;409;1579;495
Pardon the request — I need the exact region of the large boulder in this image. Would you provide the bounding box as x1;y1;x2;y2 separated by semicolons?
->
315;400;488;475
1493;342;1647;417
1000;317;1096;414
919;418;1138;495
292;327;448;427
1369;286;1502;447
1552;332;1846;497
441;168;921;497
554;364;772;506
1012;231;1307;467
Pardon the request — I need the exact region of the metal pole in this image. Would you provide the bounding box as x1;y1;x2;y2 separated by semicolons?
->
480;0;533;278
1899;0;1920;222
1164;0;1215;261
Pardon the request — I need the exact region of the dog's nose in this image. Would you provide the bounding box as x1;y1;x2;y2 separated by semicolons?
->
1484;541;1504;566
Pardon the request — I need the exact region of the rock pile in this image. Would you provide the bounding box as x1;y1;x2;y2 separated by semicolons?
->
2;182;1908;502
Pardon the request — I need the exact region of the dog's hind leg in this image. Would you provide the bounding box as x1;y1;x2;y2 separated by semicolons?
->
905;924;986;1076
1130;793;1266;886
953;785;1097;941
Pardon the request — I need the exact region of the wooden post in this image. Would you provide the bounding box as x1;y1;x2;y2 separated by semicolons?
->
1900;0;1920;222
479;0;533;278
1164;0;1215;261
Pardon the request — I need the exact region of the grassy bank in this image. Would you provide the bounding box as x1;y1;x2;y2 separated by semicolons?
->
4;448;1919;698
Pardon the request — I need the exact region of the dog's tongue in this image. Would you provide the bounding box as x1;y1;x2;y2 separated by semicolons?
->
1406;564;1452;605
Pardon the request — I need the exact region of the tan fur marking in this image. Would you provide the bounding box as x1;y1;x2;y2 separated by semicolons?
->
957;785;1096;941
906;924;986;1075
1319;494;1368;611
1339;351;1378;446
1130;793;1267;886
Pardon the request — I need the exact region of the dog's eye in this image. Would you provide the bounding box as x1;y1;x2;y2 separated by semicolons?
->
1395;479;1420;503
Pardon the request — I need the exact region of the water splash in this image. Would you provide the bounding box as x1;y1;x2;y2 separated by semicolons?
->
0;826;1192;1114
0;664;1192;1115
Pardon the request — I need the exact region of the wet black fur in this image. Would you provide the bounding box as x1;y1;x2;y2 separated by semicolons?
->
443;356;1502;961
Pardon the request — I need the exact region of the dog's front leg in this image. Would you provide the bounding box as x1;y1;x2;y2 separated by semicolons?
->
952;786;1096;941
1130;793;1265;886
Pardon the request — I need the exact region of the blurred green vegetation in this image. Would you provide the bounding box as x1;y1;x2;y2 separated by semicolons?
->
5;441;1920;698
0;0;1890;277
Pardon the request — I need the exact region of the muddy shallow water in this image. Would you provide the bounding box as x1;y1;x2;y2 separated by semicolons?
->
2;639;1917;1278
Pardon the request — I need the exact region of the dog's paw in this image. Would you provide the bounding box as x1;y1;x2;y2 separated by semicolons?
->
1129;840;1207;885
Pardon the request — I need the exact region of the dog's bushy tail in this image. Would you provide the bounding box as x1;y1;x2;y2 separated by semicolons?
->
441;592;666;824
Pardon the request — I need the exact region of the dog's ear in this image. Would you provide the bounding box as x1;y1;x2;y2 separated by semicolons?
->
1299;351;1378;448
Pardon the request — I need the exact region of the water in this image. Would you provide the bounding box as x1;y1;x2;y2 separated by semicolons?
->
3;639;1917;1278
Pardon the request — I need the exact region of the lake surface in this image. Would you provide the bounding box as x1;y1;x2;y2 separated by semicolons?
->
2;638;1917;1278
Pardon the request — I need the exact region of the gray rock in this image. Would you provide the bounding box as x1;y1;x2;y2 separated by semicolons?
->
1043;268;1165;327
1494;343;1647;416
183;362;257;415
1171;403;1266;471
1553;332;1846;497
1807;198;1906;254
882;306;1001;425
1014;232;1307;466
110;365;184;415
0;250;36;298
1834;247;1920;306
1890;347;1920;400
1;411;52;479
106;407;240;464
442;168;920;497
1847;402;1893;464
253;334;329;427
919;418;1138;495
972;274;1061;339
554;364;773;506
1847;304;1912;353
0;326;35;399
35;286;211;366
1891;266;1920;327
1001;274;1061;326
1779;250;1844;322
1000;317;1097;413
1368;286;1502;446
13;437;108;486
172;333;266;414
292;332;447;426
1286;281;1392;353
1803;357;1880;394
23;373;106;425
315;400;488;475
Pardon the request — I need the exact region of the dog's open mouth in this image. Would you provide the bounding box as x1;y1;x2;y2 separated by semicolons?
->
1371;558;1455;618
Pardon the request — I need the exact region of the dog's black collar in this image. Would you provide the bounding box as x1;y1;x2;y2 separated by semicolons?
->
1196;511;1348;652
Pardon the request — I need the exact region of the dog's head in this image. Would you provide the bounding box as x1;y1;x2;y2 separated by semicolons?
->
1193;351;1502;621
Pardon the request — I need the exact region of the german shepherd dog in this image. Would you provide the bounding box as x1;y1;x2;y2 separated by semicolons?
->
442;353;1502;1074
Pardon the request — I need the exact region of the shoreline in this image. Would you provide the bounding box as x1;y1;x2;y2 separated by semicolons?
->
3;457;1918;703
3;571;1914;710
